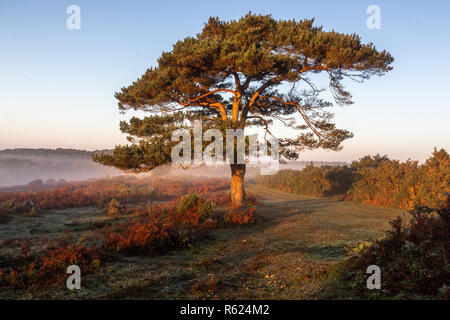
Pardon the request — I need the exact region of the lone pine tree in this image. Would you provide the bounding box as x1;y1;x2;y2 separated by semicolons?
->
93;13;393;207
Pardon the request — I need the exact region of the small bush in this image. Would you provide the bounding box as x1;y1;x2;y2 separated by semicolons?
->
198;201;215;222
104;195;216;255
177;193;214;223
322;197;450;299
104;198;125;216
177;193;200;213
258;148;449;210
224;206;256;225
0;241;104;288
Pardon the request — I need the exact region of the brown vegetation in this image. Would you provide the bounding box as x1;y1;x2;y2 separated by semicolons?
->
259;148;450;210
0;241;104;289
322;196;450;299
104;194;216;254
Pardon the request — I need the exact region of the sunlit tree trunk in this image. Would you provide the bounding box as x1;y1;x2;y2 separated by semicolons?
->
230;163;246;207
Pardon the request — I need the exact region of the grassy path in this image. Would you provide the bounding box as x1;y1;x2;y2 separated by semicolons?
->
1;184;404;299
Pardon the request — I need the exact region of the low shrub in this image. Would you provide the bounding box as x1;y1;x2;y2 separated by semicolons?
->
205;192;231;206
0;176;229;213
104;195;216;254
0;241;104;288
321;196;450;299
224;206;256;225
104;198;126;216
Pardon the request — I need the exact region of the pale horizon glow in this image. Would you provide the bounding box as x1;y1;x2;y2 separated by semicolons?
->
1;0;449;162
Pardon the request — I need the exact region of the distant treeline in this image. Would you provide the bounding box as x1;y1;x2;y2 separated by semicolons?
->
0;148;111;158
258;148;450;209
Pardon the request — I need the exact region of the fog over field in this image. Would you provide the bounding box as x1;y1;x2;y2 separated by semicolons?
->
0;148;347;188
0;149;118;187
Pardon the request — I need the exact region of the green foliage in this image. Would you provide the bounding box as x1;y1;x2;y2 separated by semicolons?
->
0;199;38;215
349;148;450;208
177;193;201;213
0;148;115;188
94;13;393;172
0;241;104;289
258;164;354;197
177;193;214;223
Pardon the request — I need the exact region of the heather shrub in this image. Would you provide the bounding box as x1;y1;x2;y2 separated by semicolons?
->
0;199;37;215
258;165;354;197
0;241;103;288
104;198;125;216
177;193;200;213
224;206;256;225
104;195;216;254
198;201;215;222
0;176;229;212
206;191;257;207
321;197;450;299
205;192;231;206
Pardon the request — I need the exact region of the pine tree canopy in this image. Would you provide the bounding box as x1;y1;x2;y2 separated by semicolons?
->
93;13;393;172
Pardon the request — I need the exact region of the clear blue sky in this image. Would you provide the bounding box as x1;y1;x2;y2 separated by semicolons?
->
1;0;449;162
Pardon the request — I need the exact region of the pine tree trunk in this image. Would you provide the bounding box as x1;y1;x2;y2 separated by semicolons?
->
230;163;246;207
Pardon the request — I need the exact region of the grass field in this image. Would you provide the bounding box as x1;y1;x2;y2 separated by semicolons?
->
0;184;404;299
